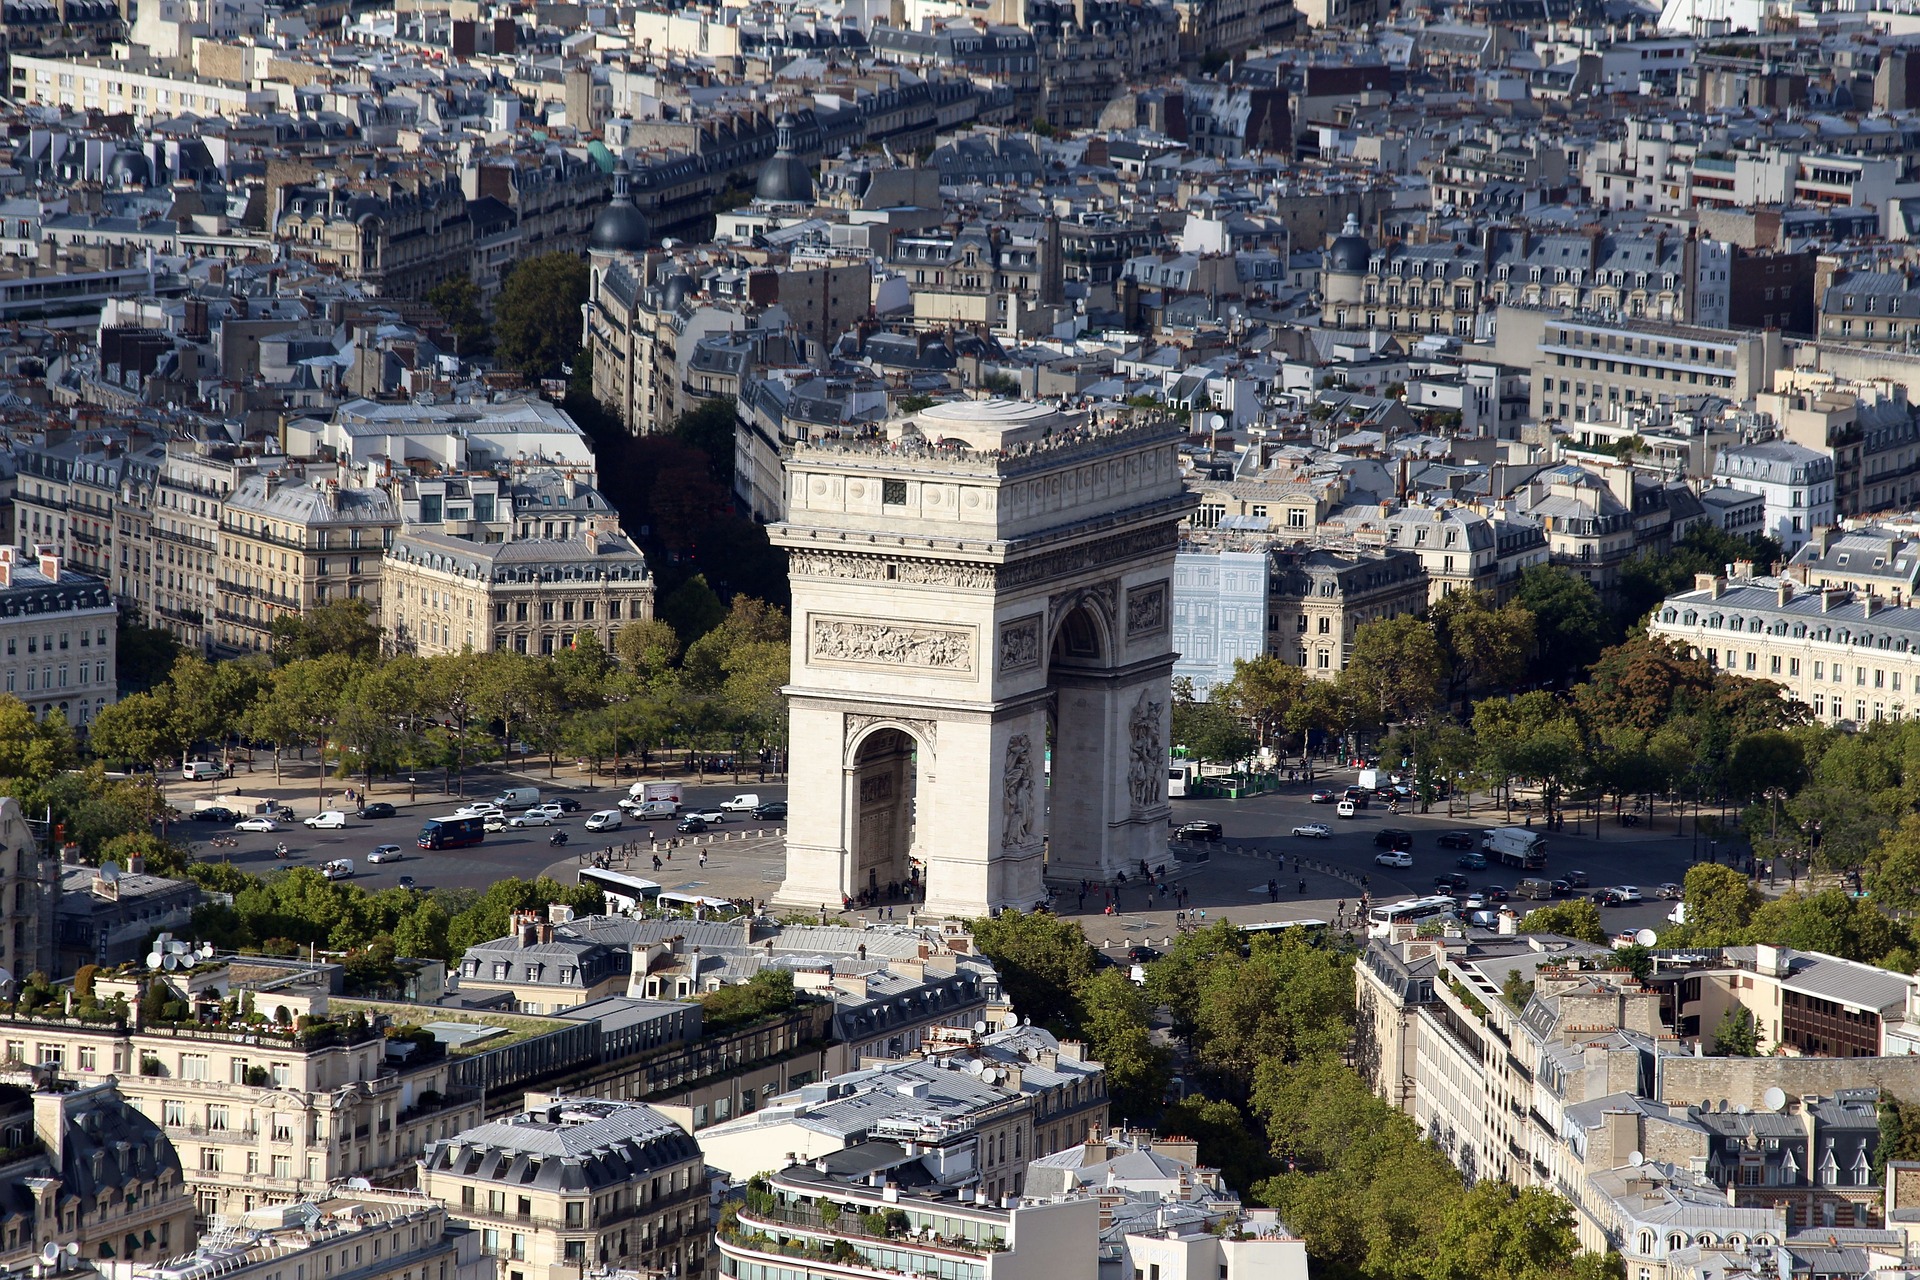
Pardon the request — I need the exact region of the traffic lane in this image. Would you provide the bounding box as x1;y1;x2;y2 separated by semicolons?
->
184;814;585;893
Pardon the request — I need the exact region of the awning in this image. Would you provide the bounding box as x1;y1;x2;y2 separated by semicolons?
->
97;1244;114;1258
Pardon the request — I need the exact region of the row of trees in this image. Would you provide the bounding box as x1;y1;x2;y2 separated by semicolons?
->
82;595;789;807
967;913;1613;1280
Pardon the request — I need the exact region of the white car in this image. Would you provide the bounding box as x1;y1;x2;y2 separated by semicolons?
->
234;817;279;833
482;816;509;833
304;810;347;830
1612;885;1645;902
321;859;353;881
367;845;403;864
508;811;554;827
1291;823;1332;839
456;804;504;821
688;809;726;825
584;810;624;832
525;803;565;820
1469;909;1501;928
1374;850;1413;868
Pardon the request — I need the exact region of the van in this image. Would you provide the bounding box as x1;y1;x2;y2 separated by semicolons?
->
620;799;680;820
1515;877;1556;900
494;786;540;809
183;760;223;781
718;794;760;812
321;858;355;881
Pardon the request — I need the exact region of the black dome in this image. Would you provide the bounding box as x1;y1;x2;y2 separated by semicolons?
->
1328;213;1370;273
590;161;651;253
754;111;814;205
107;151;151;187
662;273;695;309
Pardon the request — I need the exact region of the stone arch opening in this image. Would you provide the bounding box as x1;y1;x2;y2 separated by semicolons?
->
1046;602;1116;878
846;725;922;908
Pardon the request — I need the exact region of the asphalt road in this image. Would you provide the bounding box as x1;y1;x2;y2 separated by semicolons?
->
175;770;789;898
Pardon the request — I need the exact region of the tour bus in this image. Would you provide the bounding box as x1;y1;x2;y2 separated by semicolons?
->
1241;918;1333;949
1168;761;1195;798
578;866;663;913
1367;895;1461;940
656;891;744;919
417;814;485;851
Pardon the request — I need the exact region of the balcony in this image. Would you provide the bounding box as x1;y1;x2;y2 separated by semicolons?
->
154;527;217;552
735;1203;1006;1258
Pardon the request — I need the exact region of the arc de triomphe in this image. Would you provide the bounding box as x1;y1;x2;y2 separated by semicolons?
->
769;400;1193;919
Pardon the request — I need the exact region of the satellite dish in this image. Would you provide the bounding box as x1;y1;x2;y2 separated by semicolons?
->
39;1245;57;1268
1001;1015;1018;1031
972;1020;987;1035
1021;1016;1031;1026
1634;928;1658;947
967;1059;985;1076
1627;1151;1645;1168
100;863;121;882
1764;1087;1788;1112
346;1178;372;1191
62;1246;76;1259
161;954;178;971
146;952;164;970
166;940;189;955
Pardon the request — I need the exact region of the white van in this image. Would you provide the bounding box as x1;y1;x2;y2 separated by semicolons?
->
719;794;761;812
321;858;355;880
494;786;540;809
620;799;681;820
183;760;223;781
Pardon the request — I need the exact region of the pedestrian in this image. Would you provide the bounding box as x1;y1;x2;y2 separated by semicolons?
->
652;854;662;870
699;851;708;868
1298;878;1307;894
1077;891;1086;910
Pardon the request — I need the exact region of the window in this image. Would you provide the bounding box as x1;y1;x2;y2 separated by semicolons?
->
179;1053;208;1081
882;480;907;505
163;1100;185;1127
201;1148;222;1173
207;1105;228;1131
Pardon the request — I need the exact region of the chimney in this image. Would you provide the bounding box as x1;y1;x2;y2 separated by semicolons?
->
38;551;59;581
1822;587;1842;613
1865;596;1880;619
1777;581;1794;607
1695;573;1725;599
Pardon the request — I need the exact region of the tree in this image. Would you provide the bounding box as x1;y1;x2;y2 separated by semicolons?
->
494;252;589;380
1075;968;1171;1119
1430;590;1535;701
425;275;490;356
116;621;181;696
96;832;191;879
1222;655;1310;753
1713;1005;1761;1056
1727;729;1807;804
1868;813;1920;911
967;910;1096;1033
1155;1097;1277;1196
1423;1182;1614;1280
1161;929;1354;1096
1518;900;1607;944
670;397;739;485
615;619;682;684
1341;614;1448;729
1500;968;1534;1012
1171;694;1253;766
1514;564;1608;682
1745;889;1897;965
269;600;382;665
658;576;728;649
1679;862;1761;945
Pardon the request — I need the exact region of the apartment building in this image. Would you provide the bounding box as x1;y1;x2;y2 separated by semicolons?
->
1786;526;1920;602
1759;371;1920;519
1268;544;1429;677
0;547;118;726
215;471;398;655
275;170;472;300
1711;440;1835;555
9;53;277;120
420;1098;707;1280
1646;573;1920;726
141;442;252;655
0;797;55;983
0;968;482;1220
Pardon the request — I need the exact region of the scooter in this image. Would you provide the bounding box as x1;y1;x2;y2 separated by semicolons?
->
549;831;569;847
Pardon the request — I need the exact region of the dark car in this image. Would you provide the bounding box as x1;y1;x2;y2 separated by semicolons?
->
1434;873;1470;893
555;797;583;812
190;807;236;823
1592;889;1626;907
1176;821;1224;842
1480;885;1511;902
1562;870;1590;888
397;875;417;891
752;801;789;821
1127;945;1161;964
1436;831;1477;850
356;802;396;820
1373;828;1414;851
1551;879;1576;897
676;815;710;834
1310;789;1337;804
1456;852;1488;871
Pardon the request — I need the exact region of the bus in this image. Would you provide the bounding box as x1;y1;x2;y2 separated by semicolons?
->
1242;919;1333;949
579;867;662;913
657;891;744;919
418;814;485;851
1168;761;1194;798
1367;896;1460;940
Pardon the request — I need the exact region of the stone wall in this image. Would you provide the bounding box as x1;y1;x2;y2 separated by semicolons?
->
1660;1052;1920;1109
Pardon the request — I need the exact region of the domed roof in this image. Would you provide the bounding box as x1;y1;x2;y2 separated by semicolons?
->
661;272;695;309
589;162;650;254
754;110;814;205
1327;213;1370;274
107;151;151;187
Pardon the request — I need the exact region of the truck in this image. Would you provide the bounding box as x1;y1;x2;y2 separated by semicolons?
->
1357;768;1383;792
1481;826;1548;870
628;781;683;806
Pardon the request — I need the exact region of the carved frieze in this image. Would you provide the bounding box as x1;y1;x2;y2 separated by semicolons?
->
1127;582;1169;637
810;616;975;675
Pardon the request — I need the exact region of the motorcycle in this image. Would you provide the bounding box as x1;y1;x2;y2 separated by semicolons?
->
549;831;569;847
274;843;289;860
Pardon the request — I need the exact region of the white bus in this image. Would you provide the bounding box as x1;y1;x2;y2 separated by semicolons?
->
1168;760;1195;798
656;891;744;919
578;867;662;913
1367;896;1460;940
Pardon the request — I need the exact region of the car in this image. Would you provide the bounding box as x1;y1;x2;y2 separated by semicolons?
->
1655;883;1684;900
1456;852;1488;870
1127;945;1162;963
691;809;727;825
584;810;624;832
554;797;583;812
1291;823;1332;839
719;794;762;812
1561;870;1590;888
1336;799;1358;818
1437;831;1478;850
1373;828;1413;850
367;845;404;863
525;803;565;820
1551;879;1576;897
397;876;417;891
1310;789;1337;803
321;858;353;881
1434;873;1470;893
1175;820;1224;841
508;812;554;827
1592;889;1627;907
1469;909;1501;928
483;816;509;832
356;802;396;820
1461;893;1487;910
456;804;504;820
675;815;709;834
1342;786;1368;802
190;807;236;823
1480;885;1511;902
1612;885;1644;902
752;801;788;821
234;817;279;833
1374;850;1413;868
305;811;347;830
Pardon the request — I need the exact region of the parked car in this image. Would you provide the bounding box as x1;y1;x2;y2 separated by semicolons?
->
304;811;347;830
1435;873;1470;893
508;811;554;827
234;817;279;833
675;815;709;834
1437;831;1478;850
1336;799;1358;818
1480;885;1511;902
1373;828;1413;850
191;807;237;823
356;802;396;820
1291;823;1331;839
1456;852;1488;871
1374;850;1413;868
752;801;788;821
1310;789;1337;804
1175;821;1223;841
1655;883;1684;900
1127;945;1162;964
584;810;624;832
366;845;403;863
